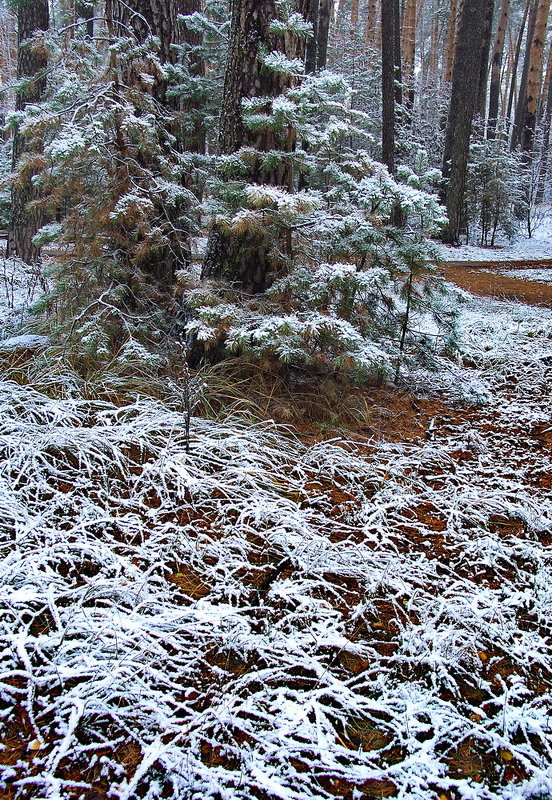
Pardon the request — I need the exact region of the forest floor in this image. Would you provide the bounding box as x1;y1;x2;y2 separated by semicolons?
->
0;250;551;800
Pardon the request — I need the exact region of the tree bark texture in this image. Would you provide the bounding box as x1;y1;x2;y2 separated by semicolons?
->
441;0;488;243
541;38;552;116
305;0;331;72
8;0;49;264
202;0;311;292
401;0;417;103
477;0;495;120
105;0;199;282
444;0;459;83
393;0;402;109
305;0;319;73
381;0;396;174
520;0;551;152
536;43;552;199
511;0;539;149
505;0;532;132
364;0;379;49
316;0;331;69
218;0;308;156
487;0;511;137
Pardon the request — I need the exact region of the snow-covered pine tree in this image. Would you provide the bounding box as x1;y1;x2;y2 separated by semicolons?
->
186;61;458;383
14;0;204;368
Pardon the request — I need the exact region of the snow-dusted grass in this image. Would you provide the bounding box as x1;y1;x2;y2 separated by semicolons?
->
0;252;47;339
1;291;552;800
480;268;552;286
439;207;552;263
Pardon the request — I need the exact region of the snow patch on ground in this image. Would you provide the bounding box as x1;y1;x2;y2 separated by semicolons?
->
0;251;48;337
438;207;552;262
480;267;552;285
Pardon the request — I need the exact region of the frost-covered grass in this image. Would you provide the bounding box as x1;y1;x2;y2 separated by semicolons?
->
480;268;552;286
439;206;552;263
0;252;47;339
1;291;552;800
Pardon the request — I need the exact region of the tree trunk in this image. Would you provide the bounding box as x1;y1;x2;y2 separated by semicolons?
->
305;0;331;72
0;6;17;136
202;0;310;291
511;0;539;149
541;38;552;117
351;0;359;25
477;0;496;120
444;0;459;83
305;0;319;73
520;0;551;153
401;0;417;109
316;0;332;69
487;0;511;137
7;0;49;264
505;0;532;133
441;0;488;243
364;0;379;49
381;0;396;174
536;43;552;200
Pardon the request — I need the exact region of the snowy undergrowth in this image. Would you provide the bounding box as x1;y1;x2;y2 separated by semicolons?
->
1;292;552;800
0;254;47;338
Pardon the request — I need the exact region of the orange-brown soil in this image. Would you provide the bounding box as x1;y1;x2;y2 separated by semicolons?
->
441;259;552;306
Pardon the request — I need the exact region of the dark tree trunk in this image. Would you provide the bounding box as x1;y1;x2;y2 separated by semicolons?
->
487;0;511;138
202;0;310;292
381;0;396;174
305;0;331;73
7;0;49;264
477;0;495;121
75;0;95;37
441;0;488;243
316;0;332;69
305;0;319;73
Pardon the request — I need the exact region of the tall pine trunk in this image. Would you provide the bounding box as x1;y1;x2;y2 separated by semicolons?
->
477;0;496;121
364;0;379;49
487;0;511;138
305;0;331;72
7;0;49;264
520;0;551;153
444;0;459;83
441;0;488;243
511;0;539;149
536;43;552;200
401;0;417;110
381;0;396;174
505;0;532;133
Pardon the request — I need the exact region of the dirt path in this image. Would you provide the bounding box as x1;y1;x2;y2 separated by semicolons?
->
441;258;552;306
